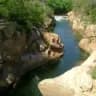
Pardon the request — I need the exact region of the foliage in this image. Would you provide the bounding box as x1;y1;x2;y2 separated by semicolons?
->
46;0;72;14
72;0;96;23
89;7;96;23
73;31;83;42
0;0;53;30
79;49;89;60
91;67;96;79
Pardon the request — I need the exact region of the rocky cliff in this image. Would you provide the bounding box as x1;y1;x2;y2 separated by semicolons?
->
0;18;64;93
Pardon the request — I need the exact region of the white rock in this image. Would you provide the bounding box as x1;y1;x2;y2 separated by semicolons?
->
39;79;74;96
38;51;96;96
79;38;91;53
85;24;96;37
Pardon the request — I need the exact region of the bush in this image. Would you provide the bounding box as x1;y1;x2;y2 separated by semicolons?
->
73;0;96;23
91;67;96;79
0;0;53;30
89;7;96;23
47;0;72;14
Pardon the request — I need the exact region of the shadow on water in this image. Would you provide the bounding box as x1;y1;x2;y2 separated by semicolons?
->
8;20;80;96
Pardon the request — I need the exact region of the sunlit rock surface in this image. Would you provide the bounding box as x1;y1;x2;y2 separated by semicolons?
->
85;25;96;37
79;38;96;53
38;51;96;96
43;32;64;49
67;11;85;33
67;11;96;53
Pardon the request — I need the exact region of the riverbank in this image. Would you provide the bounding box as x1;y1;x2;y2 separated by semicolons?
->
67;11;96;54
39;51;96;96
38;13;96;96
67;11;96;75
67;10;96;79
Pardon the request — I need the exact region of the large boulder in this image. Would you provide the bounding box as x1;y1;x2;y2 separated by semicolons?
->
84;24;96;37
79;38;96;53
43;32;64;49
68;11;85;33
72;18;85;33
38;51;96;96
67;11;75;23
39;68;93;96
79;38;91;53
39;79;75;96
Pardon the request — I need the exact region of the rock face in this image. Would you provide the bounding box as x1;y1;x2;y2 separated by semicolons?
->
67;11;85;33
38;51;96;96
43;32;64;49
79;24;96;53
84;25;96;37
0;20;64;90
79;38;96;53
67;11;96;53
39;79;75;96
42;32;64;60
79;38;91;53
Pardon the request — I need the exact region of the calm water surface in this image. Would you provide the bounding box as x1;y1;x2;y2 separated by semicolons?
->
9;20;80;96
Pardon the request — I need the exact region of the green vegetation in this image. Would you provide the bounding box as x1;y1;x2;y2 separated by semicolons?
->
73;31;83;42
0;0;96;30
46;0;72;14
0;0;53;31
72;0;96;23
79;49;89;60
91;67;96;79
0;0;73;31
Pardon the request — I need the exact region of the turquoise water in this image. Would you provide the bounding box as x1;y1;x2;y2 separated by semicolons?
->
9;20;80;96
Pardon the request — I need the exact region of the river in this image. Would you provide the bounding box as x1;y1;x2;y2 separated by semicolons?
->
9;17;80;96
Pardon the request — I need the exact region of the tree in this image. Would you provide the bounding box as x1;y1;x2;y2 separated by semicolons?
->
0;0;53;30
47;0;72;14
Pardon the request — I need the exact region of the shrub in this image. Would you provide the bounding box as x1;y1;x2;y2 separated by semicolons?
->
0;0;53;30
89;7;96;23
73;0;96;23
47;0;72;14
91;67;96;79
